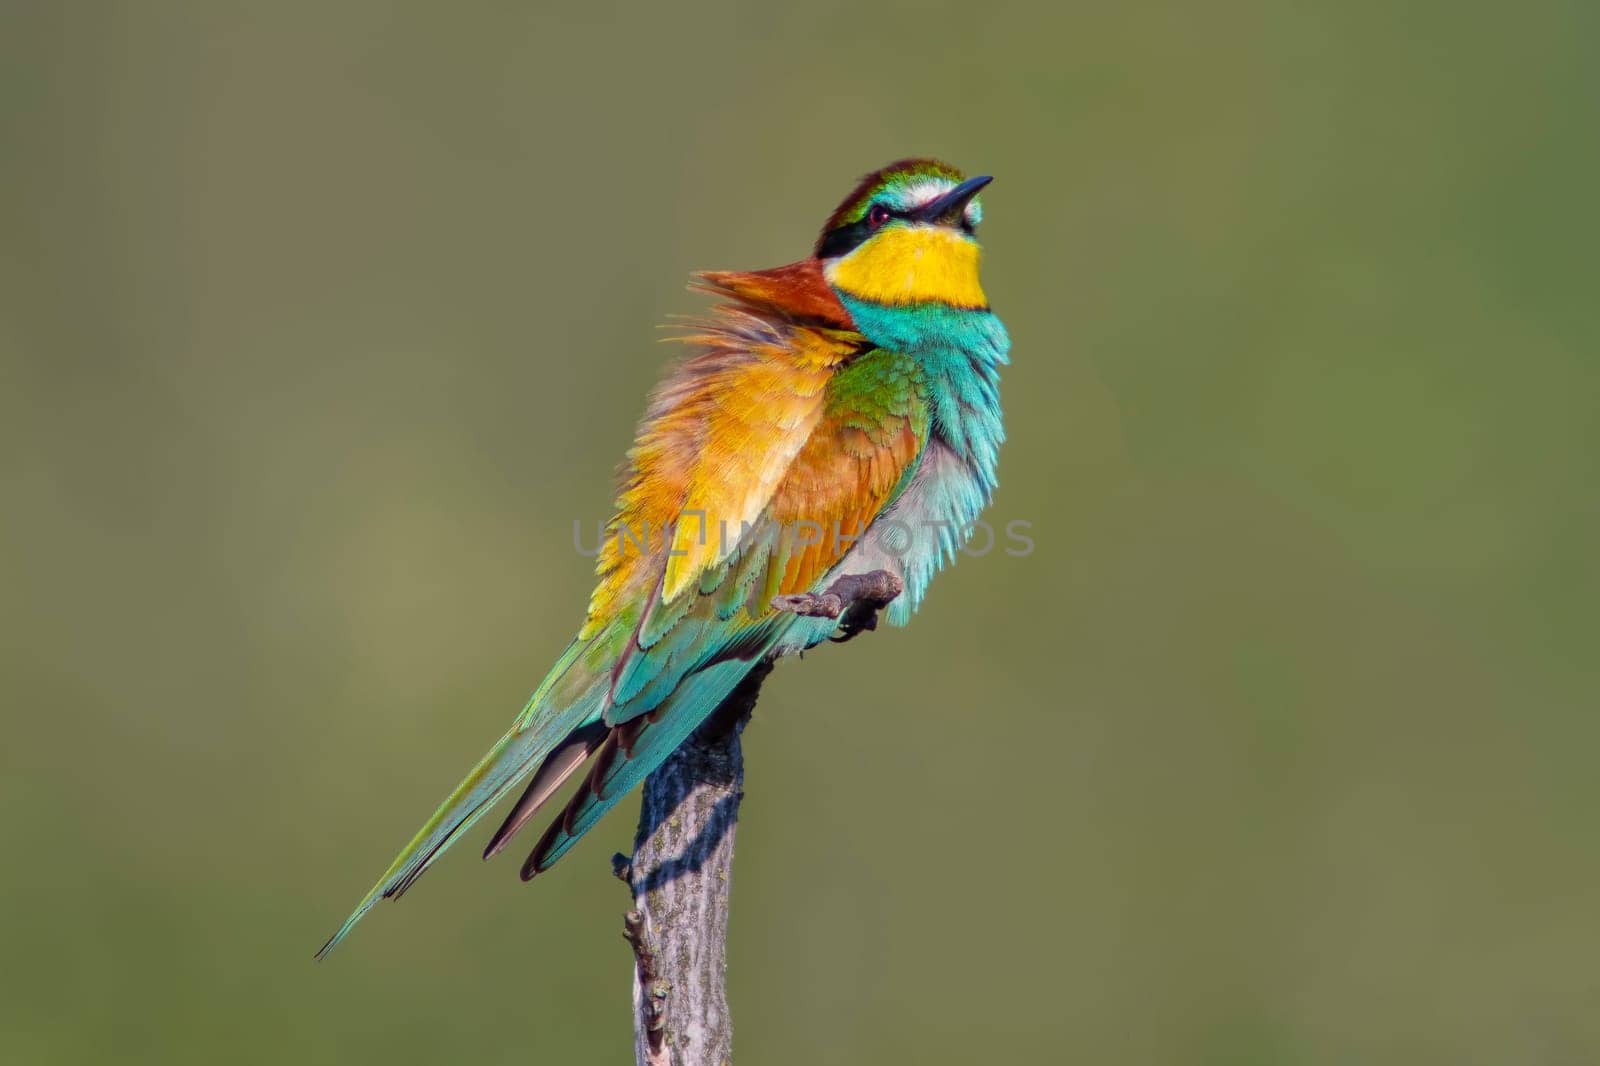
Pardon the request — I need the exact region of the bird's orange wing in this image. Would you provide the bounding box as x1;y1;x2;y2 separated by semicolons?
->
580;263;863;639
497;266;932;875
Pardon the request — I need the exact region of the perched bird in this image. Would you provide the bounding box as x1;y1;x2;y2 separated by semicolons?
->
317;158;1009;958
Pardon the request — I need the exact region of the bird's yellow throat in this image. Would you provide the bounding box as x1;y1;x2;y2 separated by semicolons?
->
825;225;988;309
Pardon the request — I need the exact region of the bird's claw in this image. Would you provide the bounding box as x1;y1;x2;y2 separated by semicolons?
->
829;602;882;643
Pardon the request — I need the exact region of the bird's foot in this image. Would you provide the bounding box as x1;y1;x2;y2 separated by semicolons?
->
771;590;846;619
772;570;903;644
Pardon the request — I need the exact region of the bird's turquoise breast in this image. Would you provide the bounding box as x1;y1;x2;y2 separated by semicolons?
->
837;298;1010;624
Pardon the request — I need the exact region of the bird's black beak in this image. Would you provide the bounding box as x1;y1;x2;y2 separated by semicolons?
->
911;175;993;226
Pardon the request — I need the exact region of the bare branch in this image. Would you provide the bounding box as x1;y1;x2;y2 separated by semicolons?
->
621;571;901;1065
623;908;670;1066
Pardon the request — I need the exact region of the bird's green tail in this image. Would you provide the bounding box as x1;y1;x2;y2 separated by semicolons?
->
315;638;601;959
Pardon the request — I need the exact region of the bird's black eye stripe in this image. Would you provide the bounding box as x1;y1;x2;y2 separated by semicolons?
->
817;202;960;258
816;218;874;258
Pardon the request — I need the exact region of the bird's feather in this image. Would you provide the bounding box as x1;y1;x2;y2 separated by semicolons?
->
481;720;607;860
314;633;611;959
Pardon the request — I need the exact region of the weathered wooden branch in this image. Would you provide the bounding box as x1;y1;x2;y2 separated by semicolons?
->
618;569;902;1066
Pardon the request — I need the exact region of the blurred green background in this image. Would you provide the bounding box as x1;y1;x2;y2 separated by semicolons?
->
3;1;1596;1063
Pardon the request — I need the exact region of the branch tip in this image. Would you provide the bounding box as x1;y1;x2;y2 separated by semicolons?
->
771;568;903;642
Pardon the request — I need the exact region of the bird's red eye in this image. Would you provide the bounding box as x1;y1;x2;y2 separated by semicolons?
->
867;204;890;229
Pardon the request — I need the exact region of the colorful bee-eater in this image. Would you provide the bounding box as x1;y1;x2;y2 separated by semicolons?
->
318;159;1009;957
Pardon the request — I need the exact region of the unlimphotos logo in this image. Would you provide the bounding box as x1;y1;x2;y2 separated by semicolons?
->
571;514;1033;560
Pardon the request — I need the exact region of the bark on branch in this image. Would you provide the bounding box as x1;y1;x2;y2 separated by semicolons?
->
619;570;902;1065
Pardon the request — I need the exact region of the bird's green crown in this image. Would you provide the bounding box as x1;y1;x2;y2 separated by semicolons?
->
821;159;976;231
